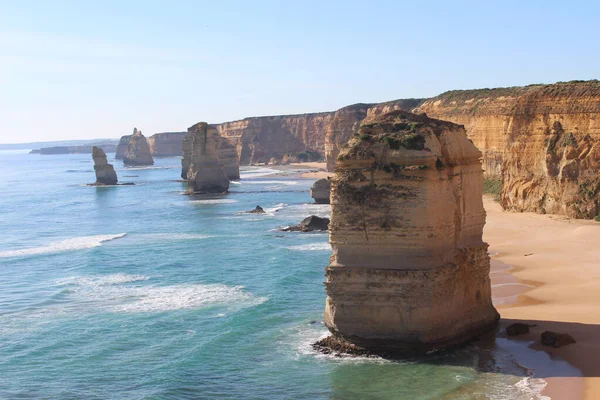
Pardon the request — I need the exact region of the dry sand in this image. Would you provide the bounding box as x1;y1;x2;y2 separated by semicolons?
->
289;162;332;179
484;197;600;399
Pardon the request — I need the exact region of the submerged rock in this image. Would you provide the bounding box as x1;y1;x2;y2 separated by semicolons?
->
541;331;576;348
185;122;230;194
123;128;154;166
91;146;118;185
246;205;265;214
506;323;532;336
319;110;499;355
310;178;331;204
280;216;329;232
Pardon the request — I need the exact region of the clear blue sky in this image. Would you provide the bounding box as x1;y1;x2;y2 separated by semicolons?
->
1;0;598;143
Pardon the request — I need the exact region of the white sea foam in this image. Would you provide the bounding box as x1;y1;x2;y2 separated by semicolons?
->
56;274;267;313
285;243;331;251
0;233;127;258
239;167;279;179
241;180;298;186
188;199;238;204
492;282;535;289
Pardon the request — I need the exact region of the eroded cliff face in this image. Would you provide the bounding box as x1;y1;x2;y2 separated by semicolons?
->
323;110;498;354
184;122;230;194
148;132;186;157
417;81;600;218
123;129;154;166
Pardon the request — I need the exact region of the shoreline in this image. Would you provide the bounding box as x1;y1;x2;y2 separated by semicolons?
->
267;162;598;399
484;197;599;399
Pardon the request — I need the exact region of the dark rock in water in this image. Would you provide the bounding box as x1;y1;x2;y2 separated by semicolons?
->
312;336;376;357
310;178;331;204
92;146;118;185
280;216;330;232
246;205;265;214
506;323;532;336
541;331;576;348
123;128;154;166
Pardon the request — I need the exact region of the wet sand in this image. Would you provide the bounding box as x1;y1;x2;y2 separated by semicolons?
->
484;197;600;399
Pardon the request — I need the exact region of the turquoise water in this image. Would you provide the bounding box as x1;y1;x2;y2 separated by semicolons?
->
0;150;568;399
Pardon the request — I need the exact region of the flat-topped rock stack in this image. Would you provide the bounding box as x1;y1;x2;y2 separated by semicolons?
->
184;122;230;194
310;178;331;204
319;110;499;355
91;146;118;185
115;135;132;159
181;125;240;181
123;128;154;166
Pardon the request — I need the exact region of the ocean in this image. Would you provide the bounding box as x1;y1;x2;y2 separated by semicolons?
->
0;150;576;399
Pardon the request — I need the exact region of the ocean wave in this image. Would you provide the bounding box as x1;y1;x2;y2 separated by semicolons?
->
188;199;239;204
241;180;298;186
239;167;279;179
56;274;267;313
124;165;178;170
285;243;331;251
0;233;127;258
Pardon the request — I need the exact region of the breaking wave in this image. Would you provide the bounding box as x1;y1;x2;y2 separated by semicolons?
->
285;243;331;251
0;233;127;258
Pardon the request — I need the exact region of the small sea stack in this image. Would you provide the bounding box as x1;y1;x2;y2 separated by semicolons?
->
310;179;331;204
115;134;132;159
123;128;154;166
182;125;240;181
91;146;118;185
184;122;230;194
318;110;499;356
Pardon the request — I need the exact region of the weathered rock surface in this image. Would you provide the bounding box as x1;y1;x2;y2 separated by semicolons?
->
123;129;154;166
541;331;576;348
185;122;230;194
417;80;600;218
181;125;240;181
92;146;118;185
310;179;331;204
148;132;186;157
506;323;531;336
280;216;330;232
115;135;132;159
246;206;265;214
321;110;499;355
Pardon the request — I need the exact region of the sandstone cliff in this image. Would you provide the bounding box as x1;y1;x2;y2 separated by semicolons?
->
123;128;154;166
310;178;330;204
322;110;499;354
115;135;131;159
148;132;186;157
417;80;600;218
184;122;230;194
92;146;118;185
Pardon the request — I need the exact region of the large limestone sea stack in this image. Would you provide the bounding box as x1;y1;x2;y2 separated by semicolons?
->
123;128;154;166
184;122;230;194
91;146;118;185
320;110;499;355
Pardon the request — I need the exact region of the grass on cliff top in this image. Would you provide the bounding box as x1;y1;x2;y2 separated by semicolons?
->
483;178;502;202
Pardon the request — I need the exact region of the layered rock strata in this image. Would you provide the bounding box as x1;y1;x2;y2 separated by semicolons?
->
123;129;154;166
92;146;118;185
417;80;600;218
115;135;132;159
148;132;186;157
181;125;240;181
184;122;230;194
322;110;499;355
310;179;331;204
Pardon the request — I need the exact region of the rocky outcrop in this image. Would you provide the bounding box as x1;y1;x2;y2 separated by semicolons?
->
115;135;132;159
123;129;154;166
310;179;331;204
280;216;330;232
417;80;600;219
211;99;424;168
185;122;230;194
92;146;118;185
148;132;186;157
245;206;265;214
321;110;499;355
541;331;576;348
181;125;240;181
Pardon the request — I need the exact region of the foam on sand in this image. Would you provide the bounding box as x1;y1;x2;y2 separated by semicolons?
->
0;233;127;258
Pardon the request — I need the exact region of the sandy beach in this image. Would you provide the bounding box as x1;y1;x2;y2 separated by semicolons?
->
484;198;599;399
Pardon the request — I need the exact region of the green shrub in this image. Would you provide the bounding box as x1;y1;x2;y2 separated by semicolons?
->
483;178;502;202
594;215;600;222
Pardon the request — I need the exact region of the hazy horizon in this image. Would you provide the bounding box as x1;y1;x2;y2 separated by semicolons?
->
1;0;599;143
